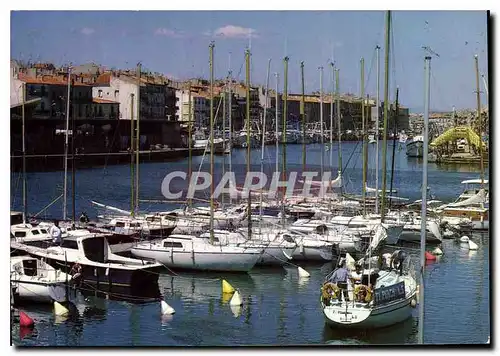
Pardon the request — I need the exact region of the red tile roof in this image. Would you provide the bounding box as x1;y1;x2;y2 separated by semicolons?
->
93;98;119;104
18;73;90;86
95;73;111;85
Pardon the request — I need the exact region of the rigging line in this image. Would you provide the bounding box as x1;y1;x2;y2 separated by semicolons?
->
192;96;224;202
32;194;63;218
365;46;377;91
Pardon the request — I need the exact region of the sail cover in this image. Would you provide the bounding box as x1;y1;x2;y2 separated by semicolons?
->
447;189;487;207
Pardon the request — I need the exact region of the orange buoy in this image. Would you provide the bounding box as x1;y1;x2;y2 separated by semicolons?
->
19;311;34;327
425;251;436;261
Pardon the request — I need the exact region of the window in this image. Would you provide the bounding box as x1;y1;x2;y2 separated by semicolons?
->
115;222;125;228
98;106;103;117
14;231;27;238
163;241;183;248
130;223;140;228
41;86;46;97
98;89;103;98
114;90;119;98
40;229;48;234
32;230;40;235
62;240;79;249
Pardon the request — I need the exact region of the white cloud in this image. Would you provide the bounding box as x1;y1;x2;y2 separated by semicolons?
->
80;27;95;35
211;25;258;39
155;28;184;38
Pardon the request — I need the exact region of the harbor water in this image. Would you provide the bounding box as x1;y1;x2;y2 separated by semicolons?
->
10;142;490;346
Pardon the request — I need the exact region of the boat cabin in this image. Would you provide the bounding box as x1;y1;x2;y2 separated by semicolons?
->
56;234;110;263
11;224;52;247
11;212;23;226
456;179;489;202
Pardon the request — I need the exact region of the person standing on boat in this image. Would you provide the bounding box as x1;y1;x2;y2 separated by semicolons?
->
327;259;350;302
50;220;62;246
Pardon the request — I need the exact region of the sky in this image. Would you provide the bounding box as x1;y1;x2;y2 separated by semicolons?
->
10;10;489;112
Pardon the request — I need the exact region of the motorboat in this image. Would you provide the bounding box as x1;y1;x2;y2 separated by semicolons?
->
11;233;162;291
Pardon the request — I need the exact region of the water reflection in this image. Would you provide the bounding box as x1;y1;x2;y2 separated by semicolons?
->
230;304;241;318
322;317;418;345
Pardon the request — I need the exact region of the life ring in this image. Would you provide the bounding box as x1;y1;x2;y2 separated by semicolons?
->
321;282;339;302
354;285;373;303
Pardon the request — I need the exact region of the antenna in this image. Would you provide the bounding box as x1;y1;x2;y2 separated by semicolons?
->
422;46;440;58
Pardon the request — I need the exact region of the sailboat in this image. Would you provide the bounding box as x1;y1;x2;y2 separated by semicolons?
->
131;44;264;272
320;12;418;329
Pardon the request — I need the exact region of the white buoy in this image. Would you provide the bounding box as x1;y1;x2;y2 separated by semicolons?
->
161;300;175;315
230;304;242;318
229;290;243;306
460;235;470;243
298;266;310;278
432;247;443;256
468;240;478;250
54;301;69;316
410;299;417;308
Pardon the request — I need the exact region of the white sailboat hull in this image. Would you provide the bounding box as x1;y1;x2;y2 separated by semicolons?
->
323;296;414;329
292;245;333;262
12;281;71;304
257;245;296;266
131;246;261;272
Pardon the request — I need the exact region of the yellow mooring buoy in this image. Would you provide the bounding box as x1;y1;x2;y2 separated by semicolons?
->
222;279;235;294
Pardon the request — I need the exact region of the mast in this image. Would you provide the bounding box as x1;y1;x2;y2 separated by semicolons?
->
282;57;289;225
246;48;251;177
419;54;432;345
188;83;192;209
260;58;271;229
360;57;367;216
135;63;141;216
474;54;485;192
380;10;391;222
389;87;399;209
228;60;233;202
245;48;252;239
301;61;306;172
209;41;215;244
481;74;489;109
21;83;27;224
375;45;381;214
329;62;334;172
275;73;279;176
62;66;71;220
222;72;226;207
130;93;135;217
319;66;324;187
71;75;76;225
335;69;342;196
